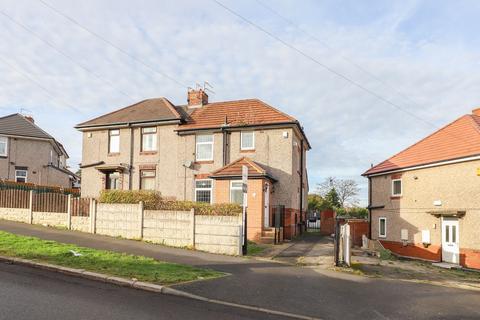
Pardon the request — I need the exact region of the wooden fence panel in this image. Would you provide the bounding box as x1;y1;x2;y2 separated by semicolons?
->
33;192;68;213
0;189;30;209
71;197;90;217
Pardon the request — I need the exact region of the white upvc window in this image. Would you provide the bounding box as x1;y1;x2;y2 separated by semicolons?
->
0;136;7;157
141;127;157;152
230;180;244;205
392;179;402;196
140;170;156;190
379;217;387;238
240;131;255;150
15;169;27;183
196;134;213;161
109;129;120;153
195;179;212;203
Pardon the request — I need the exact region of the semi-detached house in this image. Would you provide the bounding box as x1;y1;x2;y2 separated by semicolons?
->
76;89;310;241
363;108;480;269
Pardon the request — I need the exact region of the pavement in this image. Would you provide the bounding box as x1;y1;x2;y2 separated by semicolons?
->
1;220;480;320
0;262;286;320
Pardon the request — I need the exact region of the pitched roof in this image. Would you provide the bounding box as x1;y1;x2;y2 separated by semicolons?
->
75;98;181;128
177;99;297;131
210;157;275;181
0;113;54;139
363;113;480;176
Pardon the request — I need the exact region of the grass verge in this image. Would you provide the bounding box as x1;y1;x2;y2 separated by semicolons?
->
246;241;269;256
0;231;223;285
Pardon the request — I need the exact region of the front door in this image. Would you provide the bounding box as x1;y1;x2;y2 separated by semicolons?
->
442;218;460;264
264;184;270;228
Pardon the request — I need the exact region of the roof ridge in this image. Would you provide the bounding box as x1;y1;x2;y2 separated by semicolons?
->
364;114;480;175
244;157;266;174
161;97;182;119
211;157;246;175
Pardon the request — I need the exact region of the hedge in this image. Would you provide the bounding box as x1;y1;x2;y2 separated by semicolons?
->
98;190;242;216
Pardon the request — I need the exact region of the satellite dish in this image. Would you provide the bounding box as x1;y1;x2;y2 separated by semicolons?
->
183;160;193;168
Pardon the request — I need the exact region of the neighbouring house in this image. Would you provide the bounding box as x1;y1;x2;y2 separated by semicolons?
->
0;113;78;188
363;108;480;269
75;89;310;241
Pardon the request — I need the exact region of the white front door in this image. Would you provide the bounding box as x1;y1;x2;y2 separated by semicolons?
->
442;218;460;264
264;184;270;228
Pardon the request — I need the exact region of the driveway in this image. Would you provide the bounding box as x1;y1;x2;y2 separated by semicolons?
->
274;232;334;266
1;220;480;320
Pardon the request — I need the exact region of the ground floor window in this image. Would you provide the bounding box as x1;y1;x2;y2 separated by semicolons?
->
106;172;121;190
195;179;212;203
140;170;156;190
379;217;387;238
15;169;27;183
230;181;243;205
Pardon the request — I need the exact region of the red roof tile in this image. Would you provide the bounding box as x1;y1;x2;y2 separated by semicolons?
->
178;99;296;130
210;157;274;180
364;113;480;176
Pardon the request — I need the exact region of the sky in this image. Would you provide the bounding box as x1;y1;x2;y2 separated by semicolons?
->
1;0;480;205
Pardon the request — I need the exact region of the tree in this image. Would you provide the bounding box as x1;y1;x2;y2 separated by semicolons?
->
324;188;341;208
308;194;328;212
316;177;360;207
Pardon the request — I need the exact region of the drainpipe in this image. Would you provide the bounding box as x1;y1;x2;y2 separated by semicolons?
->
128;124;134;190
299;139;304;234
368;176;372;238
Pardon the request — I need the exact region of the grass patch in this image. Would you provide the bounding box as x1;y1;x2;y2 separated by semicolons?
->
246;241;268;256
0;231;223;285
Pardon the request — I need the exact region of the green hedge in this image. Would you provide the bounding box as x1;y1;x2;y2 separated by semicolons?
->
98;190;241;216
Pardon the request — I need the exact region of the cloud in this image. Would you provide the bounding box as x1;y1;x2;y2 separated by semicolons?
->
0;0;479;205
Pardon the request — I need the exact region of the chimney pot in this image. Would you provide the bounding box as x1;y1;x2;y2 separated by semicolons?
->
187;88;208;108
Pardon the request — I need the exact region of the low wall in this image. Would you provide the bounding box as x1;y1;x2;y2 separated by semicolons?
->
0;208;29;223
0;203;242;256
195;215;242;255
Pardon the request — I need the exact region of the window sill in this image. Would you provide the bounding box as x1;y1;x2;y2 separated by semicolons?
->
107;153;120;157
390;196;402;200
240;149;255;153
195;160;214;164
140;151;157;155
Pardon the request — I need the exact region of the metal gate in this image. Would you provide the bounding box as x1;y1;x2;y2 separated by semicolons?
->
307;210;320;230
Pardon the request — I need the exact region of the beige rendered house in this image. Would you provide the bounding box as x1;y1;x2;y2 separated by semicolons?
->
363;108;480;269
0;113;78;188
75;89;310;241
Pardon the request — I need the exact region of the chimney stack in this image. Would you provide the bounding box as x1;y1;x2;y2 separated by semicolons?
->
187;88;208;108
24;115;34;123
473;108;480;117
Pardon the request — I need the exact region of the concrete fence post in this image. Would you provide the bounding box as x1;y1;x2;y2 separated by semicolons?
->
67;194;72;230
190;208;195;248
139;201;144;239
28;190;33;224
238;225;243;256
90;199;97;234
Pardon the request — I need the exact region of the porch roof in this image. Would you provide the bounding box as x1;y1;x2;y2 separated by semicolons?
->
94;163;129;173
426;210;466;218
209;157;276;182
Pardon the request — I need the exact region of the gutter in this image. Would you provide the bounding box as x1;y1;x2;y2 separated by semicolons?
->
75;118;182;131
368;177;372;238
299;139;304;232
129;124;134;190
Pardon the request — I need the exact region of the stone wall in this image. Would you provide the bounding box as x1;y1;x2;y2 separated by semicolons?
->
0;208;29;223
71;216;90;232
195;214;242;255
96;203;142;239
143;209;193;247
32;211;68;227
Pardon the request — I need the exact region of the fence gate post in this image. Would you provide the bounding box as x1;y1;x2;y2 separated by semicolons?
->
139;201;144;239
90;199;97;234
28;190;33;224
190;208;195;248
67;194;72;230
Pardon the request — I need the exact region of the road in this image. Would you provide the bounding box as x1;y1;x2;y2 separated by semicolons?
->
0;262;286;320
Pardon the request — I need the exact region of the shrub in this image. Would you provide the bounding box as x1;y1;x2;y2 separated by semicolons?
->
98;190;161;209
379;248;395;260
336;207;368;219
98;190;241;216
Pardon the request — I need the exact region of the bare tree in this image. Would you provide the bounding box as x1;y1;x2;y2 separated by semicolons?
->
316;177;359;207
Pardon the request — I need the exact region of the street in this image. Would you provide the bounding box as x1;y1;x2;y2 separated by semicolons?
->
0;263;286;320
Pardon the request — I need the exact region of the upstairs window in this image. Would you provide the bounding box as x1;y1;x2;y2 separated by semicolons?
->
141;127;157;152
196;134;213;161
392;179;402;196
15;169;27;183
0;137;7;157
230;181;244;205
195;180;212;203
140;170;156;190
241;131;255;150
109;129;120;153
379;217;387;238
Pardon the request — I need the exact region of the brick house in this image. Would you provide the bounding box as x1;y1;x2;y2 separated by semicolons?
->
0;113;78;188
75;89;310;241
363;108;480;269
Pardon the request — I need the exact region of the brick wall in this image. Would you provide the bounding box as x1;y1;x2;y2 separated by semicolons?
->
320;210;335;236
